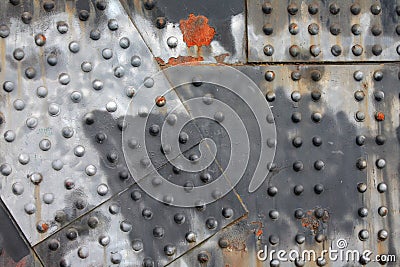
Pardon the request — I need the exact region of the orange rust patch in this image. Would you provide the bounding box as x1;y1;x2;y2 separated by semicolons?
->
375;112;385;121
179;14;215;47
256;229;263;237
214;53;230;63
301;211;320;233
155;56;204;67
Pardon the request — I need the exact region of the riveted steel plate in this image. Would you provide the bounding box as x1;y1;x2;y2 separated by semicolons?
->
33;182;246;266
0;0;201;245
247;0;400;62
169;64;400;266
120;0;246;65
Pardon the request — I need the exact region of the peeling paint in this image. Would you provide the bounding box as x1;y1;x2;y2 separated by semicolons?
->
179;14;216;48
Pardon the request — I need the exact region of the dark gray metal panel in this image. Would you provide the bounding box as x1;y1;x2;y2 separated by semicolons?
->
169;64;400;266
247;0;400;62
33;183;246;266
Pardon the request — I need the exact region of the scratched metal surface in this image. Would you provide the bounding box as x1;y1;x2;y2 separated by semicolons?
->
0;0;399;267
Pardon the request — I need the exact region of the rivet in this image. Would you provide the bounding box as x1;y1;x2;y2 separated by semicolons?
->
356;158;367;170
174;213;185;224
109;204;120;214
48;239;60;251
311;90;321;101
355;111;365;122
155;96;166;107
266;91;276;102
167;36;178;48
310;45;321;57
4;130;16;142
288;23;299;35
375;135;386;145
308;23;319;35
330;24;341;35
294;208;304;219
376;159;386;169
85;165;97;176
293;160;304;172
311;112;322;122
287;4;298;15
289;45;300;57
0;25;10;38
111;253;122;264
329;3;340;15
315;233;325;243
264;71;275;81
185;231;196;242
77;247;89;258
164;244;176;256
47;53;57;66
377;182;387;193
294;185;304;195
113;66;125;78
18;154;30;165
351;24;361;36
291;91;301;102
373;70;383;81
78;10;89;21
98;235;110;246
222;207;234;218
13;48;25;60
156;17;166;29
269;210;279;220
356;135;366;146
314;184;324;194
96;0;107;10
291;112;301;123
144;0;156;10
262;2;273;14
350;3;361;15
352;45;363;56
143;258;154;267
206;217;218;229
131;55;141;67
331;45;342;56
92;79;104;90
378;206;388;217
81;62;92;72
316;257;326;266
119;37;130;49
291;71;301;81
357;182;367;193
97;184;108;196
370;4;381;15
263;23;273;35
142;208;153;219
90;29;101;40
270;259;280;267
12;182;24;195
64;179;75;190
263;44;274;56
219;238;229;248
353;70;364;81
354;90;365;101
269;235;279;245
358;207;368;217
371;25;382;36
153;226;165;238
295;234;305;244
120;220;132;232
48;103;61;116
102;48;113;59
24;203;36;214
378;229;388;241
52;159;63;171
308;3;319;15
25;67;37;79
68;41;79;53
36;221;49;233
21;12;32;24
314;160;324;170
35;34;46;46
58;73;70;85
108;19;118;31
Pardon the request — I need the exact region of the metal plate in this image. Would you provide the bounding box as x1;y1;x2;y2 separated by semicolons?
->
120;0;246;65
247;0;400;62
0;0;198;245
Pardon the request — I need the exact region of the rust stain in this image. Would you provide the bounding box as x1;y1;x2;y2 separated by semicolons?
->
155;56;204;67
301;211;320;233
375;112;385;121
179;14;215;47
214;53;230;63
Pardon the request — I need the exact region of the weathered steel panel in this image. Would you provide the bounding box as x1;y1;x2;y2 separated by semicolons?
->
247;0;400;62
